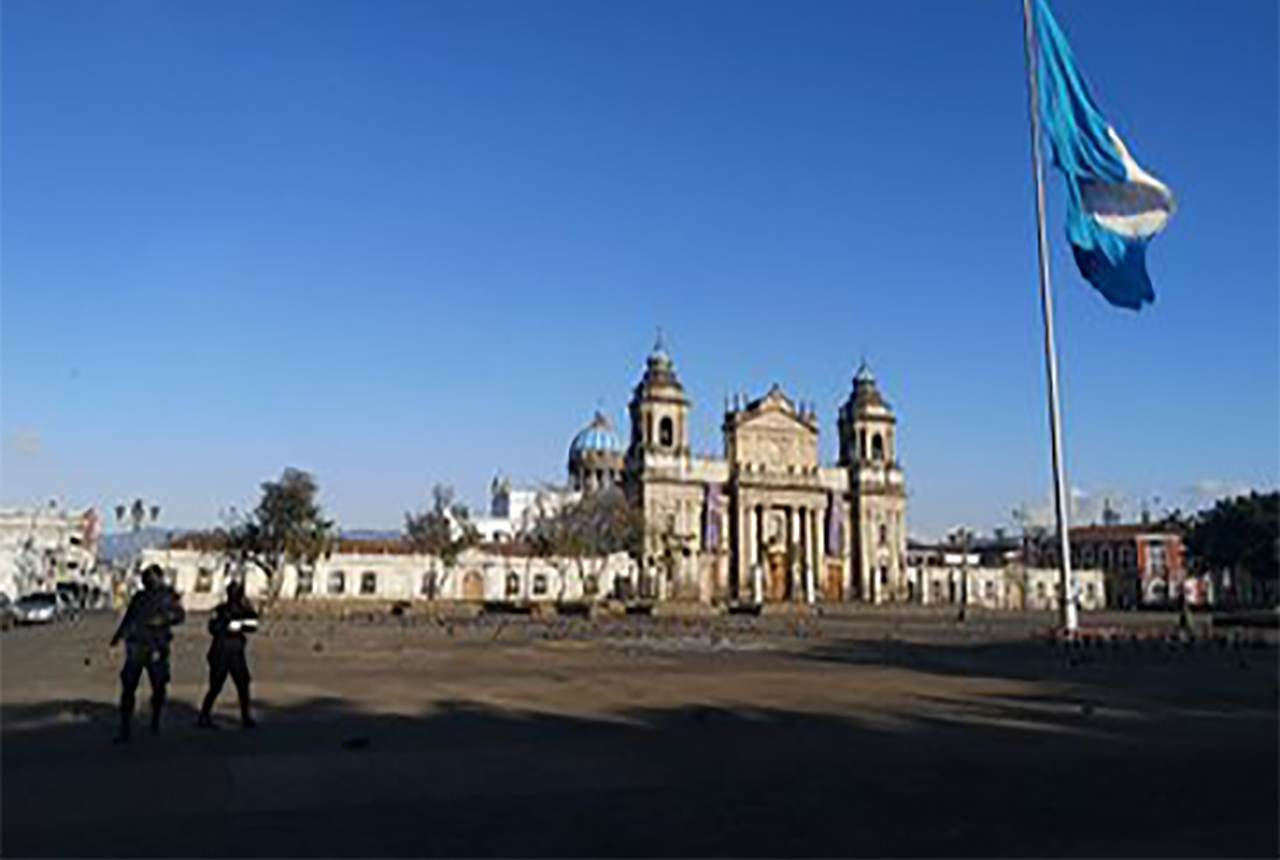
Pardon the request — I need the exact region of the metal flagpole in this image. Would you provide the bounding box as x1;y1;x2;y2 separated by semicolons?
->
1021;0;1078;633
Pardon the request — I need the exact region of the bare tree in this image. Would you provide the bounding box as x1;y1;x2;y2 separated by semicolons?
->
529;488;644;601
403;484;479;598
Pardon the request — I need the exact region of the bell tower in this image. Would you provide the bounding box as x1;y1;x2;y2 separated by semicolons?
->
839;362;907;603
626;331;691;461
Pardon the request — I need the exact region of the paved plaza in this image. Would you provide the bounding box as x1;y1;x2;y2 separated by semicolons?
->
3;608;1277;857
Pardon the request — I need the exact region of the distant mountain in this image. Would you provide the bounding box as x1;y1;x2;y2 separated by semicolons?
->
338;529;401;541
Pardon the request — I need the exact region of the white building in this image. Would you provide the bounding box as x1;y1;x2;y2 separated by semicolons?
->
465;476;578;543
906;542;1106;611
140;543;637;612
0;506;100;598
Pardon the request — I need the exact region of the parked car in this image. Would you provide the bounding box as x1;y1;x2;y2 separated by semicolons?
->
12;592;61;625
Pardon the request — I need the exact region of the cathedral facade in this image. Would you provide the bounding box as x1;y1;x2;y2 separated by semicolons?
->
606;338;908;604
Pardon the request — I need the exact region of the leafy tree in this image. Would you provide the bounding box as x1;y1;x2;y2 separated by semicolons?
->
403;484;479;597
1185;491;1278;605
227;468;333;602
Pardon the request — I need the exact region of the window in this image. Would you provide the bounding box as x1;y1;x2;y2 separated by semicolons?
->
1085;582;1097;602
533;574;548;596
1036;581;1047;599
421;571;436;598
195;568;214;594
328;570;346;595
505;572;520;598
1100;547;1113;569
584;574;599;596
871;433;884;461
659;416;674;448
878;524;889;546
931;581;944;602
296;569;314;596
360;572;378;595
984;580;996;599
1148;541;1168;573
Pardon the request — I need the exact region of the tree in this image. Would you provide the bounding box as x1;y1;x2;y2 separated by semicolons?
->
1185;491;1279;606
227;468;333;603
403;484;479;598
526;488;644;601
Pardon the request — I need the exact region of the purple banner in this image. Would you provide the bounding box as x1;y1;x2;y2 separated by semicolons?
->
703;484;723;552
826;493;844;557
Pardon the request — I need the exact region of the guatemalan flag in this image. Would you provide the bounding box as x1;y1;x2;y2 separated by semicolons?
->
1035;0;1175;310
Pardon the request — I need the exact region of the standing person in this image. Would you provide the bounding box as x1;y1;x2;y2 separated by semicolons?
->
109;564;186;742
197;580;259;729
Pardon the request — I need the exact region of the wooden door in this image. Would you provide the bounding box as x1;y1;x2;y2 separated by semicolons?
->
824;562;843;602
767;553;788;602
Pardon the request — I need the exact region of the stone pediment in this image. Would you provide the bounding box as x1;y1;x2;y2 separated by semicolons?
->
736;385;814;433
729;385;820;473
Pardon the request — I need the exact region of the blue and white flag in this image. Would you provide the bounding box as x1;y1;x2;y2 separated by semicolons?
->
1035;0;1175;310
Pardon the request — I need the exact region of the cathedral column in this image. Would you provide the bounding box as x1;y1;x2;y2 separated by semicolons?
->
808;507;821;604
747;501;757;601
790;507;802;601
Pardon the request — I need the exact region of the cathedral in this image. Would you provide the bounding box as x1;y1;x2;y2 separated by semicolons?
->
565;337;908;604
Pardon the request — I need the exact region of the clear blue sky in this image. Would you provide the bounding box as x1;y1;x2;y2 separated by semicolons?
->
3;0;1276;538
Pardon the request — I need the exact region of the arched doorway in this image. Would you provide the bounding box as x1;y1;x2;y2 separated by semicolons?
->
462;570;485;601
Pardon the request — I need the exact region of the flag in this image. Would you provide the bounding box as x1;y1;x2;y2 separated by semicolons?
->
1035;0;1175;310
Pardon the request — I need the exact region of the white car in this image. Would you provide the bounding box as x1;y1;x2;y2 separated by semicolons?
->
12;593;60;625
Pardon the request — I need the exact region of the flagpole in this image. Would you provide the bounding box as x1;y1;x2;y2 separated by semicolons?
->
1021;0;1078;633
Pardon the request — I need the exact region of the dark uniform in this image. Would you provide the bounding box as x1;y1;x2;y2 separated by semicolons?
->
198;582;259;728
110;566;186;741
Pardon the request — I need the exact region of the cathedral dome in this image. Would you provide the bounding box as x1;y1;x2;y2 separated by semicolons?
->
569;412;623;458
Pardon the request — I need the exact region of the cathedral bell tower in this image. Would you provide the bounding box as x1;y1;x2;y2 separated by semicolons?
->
839;362;907;603
626;331;691;463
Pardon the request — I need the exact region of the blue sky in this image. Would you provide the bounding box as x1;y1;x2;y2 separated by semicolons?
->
2;0;1276;538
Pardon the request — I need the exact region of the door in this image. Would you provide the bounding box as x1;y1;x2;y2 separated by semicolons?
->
825;562;843;602
462;570;485;601
767;552;788;602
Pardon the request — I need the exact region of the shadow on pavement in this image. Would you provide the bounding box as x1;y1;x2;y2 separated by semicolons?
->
3;638;1277;858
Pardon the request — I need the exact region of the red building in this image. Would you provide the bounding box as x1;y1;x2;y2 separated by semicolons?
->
1031;524;1189;609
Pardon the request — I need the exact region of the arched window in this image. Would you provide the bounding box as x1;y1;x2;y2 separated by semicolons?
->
878;524;889;546
659;416;674;448
328;570;346;595
859;430;867;461
505;572;520;598
360;571;378;595
871;433;884;461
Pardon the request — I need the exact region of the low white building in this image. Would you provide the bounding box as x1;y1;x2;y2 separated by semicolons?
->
0;506;100;598
140;544;637;612
907;539;1105;611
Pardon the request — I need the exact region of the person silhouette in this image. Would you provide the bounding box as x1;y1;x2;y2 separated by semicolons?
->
197;579;259;729
110;564;186;742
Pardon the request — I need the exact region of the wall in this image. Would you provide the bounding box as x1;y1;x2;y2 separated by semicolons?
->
140;548;638;611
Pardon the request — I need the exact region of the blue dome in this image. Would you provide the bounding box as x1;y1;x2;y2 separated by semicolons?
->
569;412;622;457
